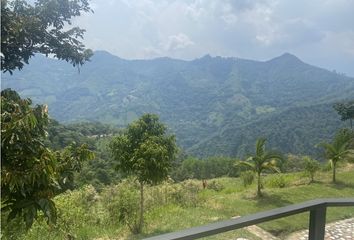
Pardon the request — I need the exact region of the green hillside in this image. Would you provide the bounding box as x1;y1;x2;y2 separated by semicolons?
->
5;168;354;240
188;103;348;158
2;51;354;157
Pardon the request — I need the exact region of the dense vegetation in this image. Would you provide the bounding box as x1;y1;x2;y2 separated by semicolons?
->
3;51;354;157
2;2;354;239
1;89;95;229
1;0;95;231
44;121;122;189
2;166;354;239
110;113;177;233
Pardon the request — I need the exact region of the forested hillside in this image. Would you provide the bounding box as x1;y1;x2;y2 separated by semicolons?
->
2;51;354;157
189;103;347;158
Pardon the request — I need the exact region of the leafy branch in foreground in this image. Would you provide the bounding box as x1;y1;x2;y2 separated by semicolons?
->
1;89;94;228
1;0;93;73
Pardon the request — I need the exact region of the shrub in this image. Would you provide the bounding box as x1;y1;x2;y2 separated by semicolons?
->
101;180;140;233
267;174;286;188
22;185;104;240
240;171;255;187
207;180;224;192
174;180;202;207
303;156;320;183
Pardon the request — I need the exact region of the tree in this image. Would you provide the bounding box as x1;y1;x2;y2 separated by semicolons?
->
303;156;320;183
1;0;94;230
1;0;93;74
320;129;354;183
235;138;282;197
1;89;94;228
334;101;354;129
110;113;177;233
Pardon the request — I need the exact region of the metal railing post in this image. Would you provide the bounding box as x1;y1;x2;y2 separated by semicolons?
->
308;204;326;240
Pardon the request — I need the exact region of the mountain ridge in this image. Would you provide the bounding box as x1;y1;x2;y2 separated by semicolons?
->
2;51;354;157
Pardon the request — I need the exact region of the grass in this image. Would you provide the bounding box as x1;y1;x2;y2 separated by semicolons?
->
144;168;354;239
5;166;354;240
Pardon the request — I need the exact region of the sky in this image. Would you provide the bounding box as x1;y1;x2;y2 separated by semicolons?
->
73;0;354;76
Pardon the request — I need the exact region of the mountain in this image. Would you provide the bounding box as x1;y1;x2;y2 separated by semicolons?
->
188;103;346;158
2;51;354;157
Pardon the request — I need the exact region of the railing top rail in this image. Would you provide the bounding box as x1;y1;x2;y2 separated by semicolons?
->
144;198;354;240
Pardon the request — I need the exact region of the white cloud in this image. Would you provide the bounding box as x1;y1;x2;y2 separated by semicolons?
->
162;33;195;51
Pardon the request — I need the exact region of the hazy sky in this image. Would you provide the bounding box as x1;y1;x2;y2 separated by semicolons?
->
73;0;354;76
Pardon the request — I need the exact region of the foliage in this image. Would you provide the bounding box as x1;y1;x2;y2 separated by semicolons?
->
5;169;354;240
334;100;354;129
110;113;177;233
282;154;305;172
206;180;224;192
320;128;354;182
45;121;122;189
1;89;94;228
192;103;347;158
44;119;95;150
1;0;93;73
23;185;104;240
266;174;287;188
240;170;255;187
55;143;95;191
302;156;320;183
110;113;177;185
235;138;283;197
101;180;141;233
171;156;238;181
3;52;353;158
42;120;127;190
1;88;59;228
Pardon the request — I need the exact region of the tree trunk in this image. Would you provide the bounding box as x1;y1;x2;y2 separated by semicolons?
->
257;172;262;197
350;119;352;130
332;161;336;183
139;181;144;233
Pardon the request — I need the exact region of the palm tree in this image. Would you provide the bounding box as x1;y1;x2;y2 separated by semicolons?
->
236;138;282;197
320;129;354;183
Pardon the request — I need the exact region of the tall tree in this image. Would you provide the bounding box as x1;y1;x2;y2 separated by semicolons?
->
320;129;354;183
110;114;177;233
235;138;282;197
1;89;94;228
1;0;93;73
1;0;94;229
334;101;354;129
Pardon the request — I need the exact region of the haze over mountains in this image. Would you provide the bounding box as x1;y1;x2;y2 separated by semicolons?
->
2;51;354;158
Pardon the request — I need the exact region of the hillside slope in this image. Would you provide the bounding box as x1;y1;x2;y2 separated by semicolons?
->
188;103;348;158
2;51;354;156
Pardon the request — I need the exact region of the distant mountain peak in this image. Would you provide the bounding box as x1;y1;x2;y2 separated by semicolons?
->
93;50;123;60
268;52;303;64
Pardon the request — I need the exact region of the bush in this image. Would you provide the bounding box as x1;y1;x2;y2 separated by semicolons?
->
303;156;320;182
23;185;104;240
240;171;255;187
207;180;224;192
267;174;286;188
283;154;305;172
174;180;202;207
101;179;140;233
1;212;27;240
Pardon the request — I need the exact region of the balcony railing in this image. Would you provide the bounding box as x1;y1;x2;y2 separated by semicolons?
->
144;198;354;240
